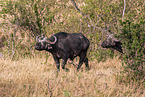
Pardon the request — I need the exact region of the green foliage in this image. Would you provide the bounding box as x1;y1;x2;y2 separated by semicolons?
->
82;0;123;32
79;0;124;61
119;19;145;80
0;0;145;64
2;0;56;36
1;0;57;59
1;0;123;60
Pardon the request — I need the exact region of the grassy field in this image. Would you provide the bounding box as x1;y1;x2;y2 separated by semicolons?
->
0;55;144;97
0;0;144;96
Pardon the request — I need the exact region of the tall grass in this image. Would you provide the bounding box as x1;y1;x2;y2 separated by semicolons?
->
0;0;144;96
0;55;144;96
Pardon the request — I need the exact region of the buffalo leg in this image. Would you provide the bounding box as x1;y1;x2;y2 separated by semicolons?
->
61;59;67;69
84;57;89;70
53;56;60;71
77;52;87;70
77;60;83;71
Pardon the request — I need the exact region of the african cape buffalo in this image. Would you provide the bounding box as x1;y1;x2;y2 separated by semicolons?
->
101;34;123;53
35;32;90;71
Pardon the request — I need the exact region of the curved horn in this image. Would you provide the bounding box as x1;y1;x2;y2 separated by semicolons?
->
36;35;42;42
46;36;57;44
36;35;46;42
108;34;120;42
113;38;120;42
36;35;45;41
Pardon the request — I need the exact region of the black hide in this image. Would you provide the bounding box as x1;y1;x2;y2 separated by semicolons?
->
35;32;90;71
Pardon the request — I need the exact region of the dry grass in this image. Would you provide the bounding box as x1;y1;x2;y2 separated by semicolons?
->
0;55;144;97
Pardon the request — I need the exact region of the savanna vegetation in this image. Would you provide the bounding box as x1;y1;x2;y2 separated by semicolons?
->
0;0;145;96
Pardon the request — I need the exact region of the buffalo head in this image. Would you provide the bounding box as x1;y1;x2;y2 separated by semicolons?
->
101;34;123;53
35;35;57;51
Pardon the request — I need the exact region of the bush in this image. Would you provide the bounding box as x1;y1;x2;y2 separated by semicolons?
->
119;19;145;80
1;0;144;64
1;0;57;59
2;0;56;36
1;0;116;61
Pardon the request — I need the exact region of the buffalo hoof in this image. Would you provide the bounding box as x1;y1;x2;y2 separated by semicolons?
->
86;67;90;71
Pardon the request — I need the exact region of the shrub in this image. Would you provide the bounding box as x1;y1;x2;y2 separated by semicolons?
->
2;0;56;36
119;19;145;80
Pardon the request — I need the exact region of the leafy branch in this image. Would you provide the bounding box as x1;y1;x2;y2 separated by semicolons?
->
71;0;111;35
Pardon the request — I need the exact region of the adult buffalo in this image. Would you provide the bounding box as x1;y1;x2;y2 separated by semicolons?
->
35;32;90;71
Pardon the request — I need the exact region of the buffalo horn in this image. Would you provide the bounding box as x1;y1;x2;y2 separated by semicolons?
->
36;35;42;42
46;36;57;44
108;34;120;42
